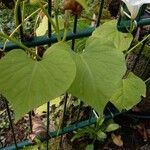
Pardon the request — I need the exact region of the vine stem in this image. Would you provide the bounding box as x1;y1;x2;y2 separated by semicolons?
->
22;1;25;30
54;13;61;41
54;0;61;41
3;4;47;50
145;77;150;83
62;10;69;41
0;32;42;60
126;34;150;54
0;32;30;52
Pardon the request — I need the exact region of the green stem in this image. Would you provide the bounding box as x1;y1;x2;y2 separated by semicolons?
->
55;13;61;41
145;77;150;83
0;32;42;60
62;29;67;42
62;10;69;41
129;20;134;33
0;32;30;52
3;5;46;50
54;0;61;41
126;34;150;54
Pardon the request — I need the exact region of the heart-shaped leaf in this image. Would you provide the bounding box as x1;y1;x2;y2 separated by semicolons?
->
0;43;76;120
69;21;127;115
111;72;146;111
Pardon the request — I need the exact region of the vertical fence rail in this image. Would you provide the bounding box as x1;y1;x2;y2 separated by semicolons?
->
48;0;52;39
59;93;68;148
46;102;50;149
28;112;33;133
96;0;104;27
71;15;78;50
5;99;18;149
17;4;24;41
75;101;83;126
46;0;52;149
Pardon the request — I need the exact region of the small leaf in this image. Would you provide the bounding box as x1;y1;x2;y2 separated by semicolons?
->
75;0;88;11
86;144;94;150
111;72;146;111
97;130;107;140
105;123;119;132
112;134;123;147
88;20;133;52
97;117;104;126
0;43;76;120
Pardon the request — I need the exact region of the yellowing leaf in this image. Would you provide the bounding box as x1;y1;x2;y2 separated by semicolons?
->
36;16;64;36
112;134;123;147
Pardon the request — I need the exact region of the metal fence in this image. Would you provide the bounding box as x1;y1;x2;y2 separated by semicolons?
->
0;1;150;150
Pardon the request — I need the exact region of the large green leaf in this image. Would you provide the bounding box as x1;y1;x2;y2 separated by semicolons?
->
87;20;133;52
68;21;127;115
0;43;76;120
111;73;146;111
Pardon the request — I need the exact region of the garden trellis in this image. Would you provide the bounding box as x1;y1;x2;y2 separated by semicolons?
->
0;0;150;150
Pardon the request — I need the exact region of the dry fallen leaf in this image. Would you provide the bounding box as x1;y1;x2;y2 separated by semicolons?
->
28;116;47;141
111;133;123;147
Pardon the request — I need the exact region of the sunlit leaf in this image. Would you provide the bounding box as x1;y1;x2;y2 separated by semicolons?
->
0;43;76;120
105;123;119;132
69;21;126;115
87;20;133;52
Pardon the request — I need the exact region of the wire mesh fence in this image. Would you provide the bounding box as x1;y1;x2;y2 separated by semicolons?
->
0;0;150;150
